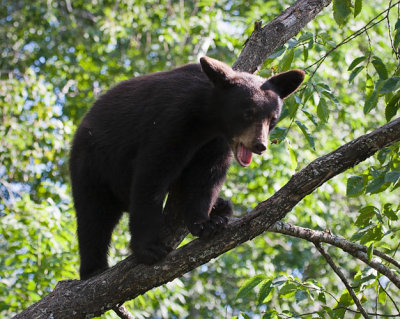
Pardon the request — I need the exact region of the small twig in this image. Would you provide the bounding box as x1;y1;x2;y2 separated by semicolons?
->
392;242;400;258
375;283;379;319
378;279;400;314
387;0;399;59
306;0;400;80
113;304;135;319
334;306;400;318
314;243;370;319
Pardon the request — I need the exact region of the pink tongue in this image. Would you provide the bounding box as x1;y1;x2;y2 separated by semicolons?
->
238;144;252;166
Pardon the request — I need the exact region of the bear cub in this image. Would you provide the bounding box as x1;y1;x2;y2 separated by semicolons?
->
69;57;304;279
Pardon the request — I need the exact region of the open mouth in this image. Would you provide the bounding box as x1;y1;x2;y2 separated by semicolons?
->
234;143;253;167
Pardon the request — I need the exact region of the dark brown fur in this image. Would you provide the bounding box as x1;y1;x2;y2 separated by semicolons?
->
69;57;304;279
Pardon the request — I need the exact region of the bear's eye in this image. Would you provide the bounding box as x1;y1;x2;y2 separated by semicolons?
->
243;109;255;121
269;116;278;129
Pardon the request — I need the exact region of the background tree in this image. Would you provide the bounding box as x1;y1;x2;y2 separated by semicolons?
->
1;0;400;318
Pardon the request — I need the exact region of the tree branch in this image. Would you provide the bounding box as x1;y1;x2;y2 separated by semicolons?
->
268;221;400;289
232;0;332;72
314;243;370;319
269;221;400;270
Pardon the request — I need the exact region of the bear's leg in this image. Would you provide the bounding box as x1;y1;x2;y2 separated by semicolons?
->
74;185;123;280
129;176;172;264
169;137;234;238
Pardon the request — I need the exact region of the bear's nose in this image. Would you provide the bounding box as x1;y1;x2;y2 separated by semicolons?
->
253;142;267;154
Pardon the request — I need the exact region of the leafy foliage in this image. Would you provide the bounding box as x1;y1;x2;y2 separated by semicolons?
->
1;0;400;318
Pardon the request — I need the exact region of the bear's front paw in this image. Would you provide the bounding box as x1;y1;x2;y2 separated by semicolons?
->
133;242;172;265
211;197;233;219
190;213;230;240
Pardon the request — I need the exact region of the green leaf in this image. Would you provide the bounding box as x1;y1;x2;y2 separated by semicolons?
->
364;89;378;114
295;120;315;150
355;206;377;227
257;280;273;304
287;95;300;118
279;49;295;71
346;175;365;197
394;31;400;50
383;203;399;221
354;0;362;17
365;175;385;194
372;57;388;80
385;91;400;121
348;56;366;71
279;282;297;298
378;288;387;304
351;224;376;241
302;108;319;126
237;274;266;300
333;0;352;25
295;289;308;303
338;291;354;307
329;308;346;319
395;18;400;30
380;77;400;94
267;46;286;60
262;310;278;319
367;243;374;262
288;144;298;170
269;127;287;143
384;171;400;184
241;313;251;319
317;98;330;122
349;66;364;83
318;292;327;304
377;148;391;164
321;90;340;105
272;275;288;287
298;32;313;42
360;224;384;244
303;46;309;62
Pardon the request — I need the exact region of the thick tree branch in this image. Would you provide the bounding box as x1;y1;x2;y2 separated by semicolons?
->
233;0;332;72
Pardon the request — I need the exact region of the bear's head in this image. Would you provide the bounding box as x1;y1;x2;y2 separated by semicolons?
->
200;56;305;167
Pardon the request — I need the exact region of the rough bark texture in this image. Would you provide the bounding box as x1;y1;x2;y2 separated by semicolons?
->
232;0;332;73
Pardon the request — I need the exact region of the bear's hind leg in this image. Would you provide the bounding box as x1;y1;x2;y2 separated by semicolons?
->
74;187;123;280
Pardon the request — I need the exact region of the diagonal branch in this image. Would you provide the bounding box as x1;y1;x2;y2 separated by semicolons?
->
233;0;332;72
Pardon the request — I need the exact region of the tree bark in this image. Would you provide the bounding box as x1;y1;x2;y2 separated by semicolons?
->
232;0;332;72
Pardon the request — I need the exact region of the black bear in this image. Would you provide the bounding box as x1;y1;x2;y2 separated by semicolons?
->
69;57;304;279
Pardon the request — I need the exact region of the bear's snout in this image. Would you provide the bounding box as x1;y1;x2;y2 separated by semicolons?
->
251;141;267;155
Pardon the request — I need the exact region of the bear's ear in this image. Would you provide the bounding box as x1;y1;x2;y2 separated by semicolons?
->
267;69;305;99
200;56;235;88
